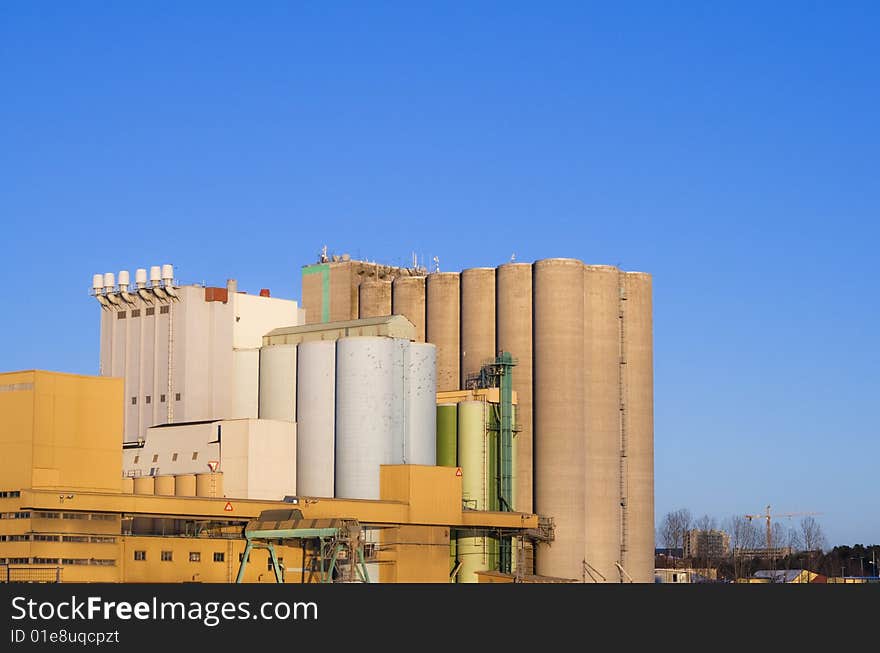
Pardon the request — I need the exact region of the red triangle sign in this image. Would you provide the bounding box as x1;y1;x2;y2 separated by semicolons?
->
455;467;462;477
224;501;233;512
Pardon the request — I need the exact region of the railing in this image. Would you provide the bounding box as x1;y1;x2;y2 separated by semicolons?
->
0;565;62;583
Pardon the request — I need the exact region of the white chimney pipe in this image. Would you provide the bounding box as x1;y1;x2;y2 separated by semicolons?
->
104;272;121;305
135;269;148;289
149;266;162;285
118;270;130;292
92;274;104;292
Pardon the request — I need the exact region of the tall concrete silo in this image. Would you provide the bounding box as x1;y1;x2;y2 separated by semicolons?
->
295;340;336;498
404;342;437;465
391;276;426;342
259;344;297;421
495;262;533;513
533;258;585;581
426;272;460;392
335;337;398;500
358;279;392;318
460;268;495;388
623;271;654;583
583;265;622;582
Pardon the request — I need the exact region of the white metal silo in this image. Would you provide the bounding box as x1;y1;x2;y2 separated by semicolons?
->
295;340;336;498
404;342;437;465
259;344;297;421
335;337;398;500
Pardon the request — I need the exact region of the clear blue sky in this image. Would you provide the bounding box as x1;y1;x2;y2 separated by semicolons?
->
1;2;877;548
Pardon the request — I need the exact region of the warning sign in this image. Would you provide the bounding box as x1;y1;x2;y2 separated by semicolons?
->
224;501;233;512
207;461;219;472
455;468;462;477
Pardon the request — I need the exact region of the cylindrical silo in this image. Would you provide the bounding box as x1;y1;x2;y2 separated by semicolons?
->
495;262;533;514
460;268;496;388
358;279;392;318
457;531;491;583
296;340;336;498
436;404;458;467
623;271;654;583
174;474;197;497
533;258;585;581
154;475;175;496
122;477;134;494
335;337;398;500
404;342;437;465
196;473;223;498
259;344;297;421
426;272;460;392
392;275;426;342
133;476;155;495
457;400;488;510
583;265;622;583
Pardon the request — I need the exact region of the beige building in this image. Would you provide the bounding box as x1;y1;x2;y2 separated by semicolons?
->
683;529;730;560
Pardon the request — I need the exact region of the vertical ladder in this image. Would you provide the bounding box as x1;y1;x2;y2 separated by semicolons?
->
617;271;628;580
167;300;174;423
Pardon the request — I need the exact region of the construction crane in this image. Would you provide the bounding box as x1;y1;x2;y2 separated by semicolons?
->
744;505;822;553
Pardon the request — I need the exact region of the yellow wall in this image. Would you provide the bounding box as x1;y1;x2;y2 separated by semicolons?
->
0;371;123;494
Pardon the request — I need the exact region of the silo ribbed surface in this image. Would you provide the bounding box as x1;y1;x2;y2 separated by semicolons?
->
295;340;336;498
358;279;392;318
335;337;397;500
391;276;426;342
436;404;458;467
174;474;196;497
495;262;533;513
196;472;223;498
259;344;297;421
623;271;654;583
154;476;175;496
133;476;155;495
533;258;585;580
460;268;496;388
583;265;622;582
457;400;487;510
404;342;437;465
426;272;460;392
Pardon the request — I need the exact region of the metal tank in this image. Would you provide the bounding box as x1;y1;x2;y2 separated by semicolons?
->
533;258;585;581
335;337;398;500
133;476;155;495
174;474;197;497
623;271;654;583
425;272;460;392
391;276;426;342
404;342;437;465
154;476;175;496
295;340;336;498
457;531;491;583
196;472;223;498
495;262;533;513
583;265;622;582
358;279;392;318
457;400;488;510
460;268;496;389
259;344;297;421
436;403;458;467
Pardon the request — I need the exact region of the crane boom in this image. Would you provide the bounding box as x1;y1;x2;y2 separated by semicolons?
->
744;505;822;552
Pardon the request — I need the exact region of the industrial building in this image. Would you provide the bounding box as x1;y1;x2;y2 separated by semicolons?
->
683;529;731;560
301;254;655;583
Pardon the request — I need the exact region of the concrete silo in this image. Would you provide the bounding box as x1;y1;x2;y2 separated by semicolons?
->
295;340;336;498
426;272;460;392
258;344;297;421
583;265;622;582
623;271;654;583
391;276;426;342
358;279;392;319
533;258;585;581
495;262;533;513
460;268;495;389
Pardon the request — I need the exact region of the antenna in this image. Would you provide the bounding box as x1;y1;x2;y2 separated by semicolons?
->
510;252;516;262
432;256;440;273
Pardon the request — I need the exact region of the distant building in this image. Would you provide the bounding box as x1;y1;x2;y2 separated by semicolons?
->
654;568;717;583
753;569;824;584
683;529;730;559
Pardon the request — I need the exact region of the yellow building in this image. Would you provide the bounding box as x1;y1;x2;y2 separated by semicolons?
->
0;370;536;583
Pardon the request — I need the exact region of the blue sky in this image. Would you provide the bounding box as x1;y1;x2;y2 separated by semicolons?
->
1;2;877;547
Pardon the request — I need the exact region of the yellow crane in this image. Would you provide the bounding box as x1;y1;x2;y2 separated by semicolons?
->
744;505;822;553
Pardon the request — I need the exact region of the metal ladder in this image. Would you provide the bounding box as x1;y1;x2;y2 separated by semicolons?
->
618;271;629;580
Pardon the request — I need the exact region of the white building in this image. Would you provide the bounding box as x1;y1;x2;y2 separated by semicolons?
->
93;266;304;443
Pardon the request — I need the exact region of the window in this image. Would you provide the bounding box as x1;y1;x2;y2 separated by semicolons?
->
161;551;173;562
91;514;117;521
33;557;59;564
62;513;87;520
62;559;89;566
160;305;169;315
267;557;284;571
33;534;59;542
191;452;198;461
2;511;31;519
62;535;89;543
90;536;116;544
2;534;29;542
133;455;140;464
134;551;146;561
213;552;225;563
7;558;29;565
175;393;181;401
117;311;126;319
189;552;201;562
131;309;141;317
131;396;137;405
152;454;159;463
172;453;178;462
145;395;151;405
90;559;116;567
0;491;21;498
160;394;166;402
33;511;59;519
146;307;155;316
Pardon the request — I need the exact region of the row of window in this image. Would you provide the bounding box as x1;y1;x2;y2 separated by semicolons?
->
20;512;118;521
0;491;21;498
133;450;198;465
131;393;181;406
0;534;116;543
117;306;170;319
131;551;281;570
0;558;116;566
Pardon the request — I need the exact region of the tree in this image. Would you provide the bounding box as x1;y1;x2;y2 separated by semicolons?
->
724;515;760;579
658;508;692;555
800;517;826;559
